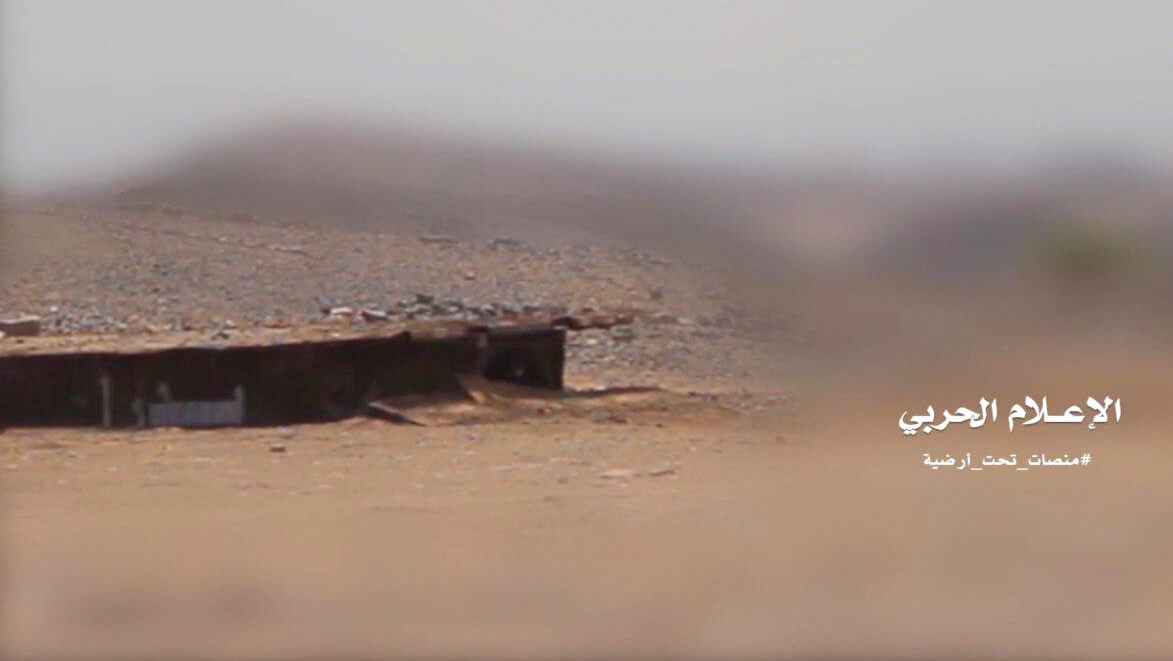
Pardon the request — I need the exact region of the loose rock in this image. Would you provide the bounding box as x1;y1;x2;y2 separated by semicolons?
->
648;463;676;477
611;326;636;342
598;468;638;479
488;237;522;249
0;315;41;337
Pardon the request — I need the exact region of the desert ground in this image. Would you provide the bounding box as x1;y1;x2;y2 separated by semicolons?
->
3;157;1173;659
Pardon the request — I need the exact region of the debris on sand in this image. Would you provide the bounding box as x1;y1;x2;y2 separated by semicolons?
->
269;244;308;256
366;401;425;426
590;410;628;424
0;315;41;337
610;326;636;342
648;463;676;477
487;237;523;250
598;468;639;479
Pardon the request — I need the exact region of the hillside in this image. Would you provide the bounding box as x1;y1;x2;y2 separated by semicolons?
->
102;121;744;251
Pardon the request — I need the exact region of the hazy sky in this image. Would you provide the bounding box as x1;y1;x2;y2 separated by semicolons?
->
3;0;1172;188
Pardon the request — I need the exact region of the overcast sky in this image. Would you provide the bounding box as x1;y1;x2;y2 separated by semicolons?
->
3;0;1172;189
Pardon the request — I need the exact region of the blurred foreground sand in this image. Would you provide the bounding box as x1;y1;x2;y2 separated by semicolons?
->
4;181;1173;657
2;334;1171;659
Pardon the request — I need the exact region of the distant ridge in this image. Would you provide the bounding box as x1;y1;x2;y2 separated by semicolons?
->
104;119;736;248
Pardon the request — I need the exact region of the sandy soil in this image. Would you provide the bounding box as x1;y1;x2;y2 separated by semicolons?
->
3;345;1172;659
3;205;1173;659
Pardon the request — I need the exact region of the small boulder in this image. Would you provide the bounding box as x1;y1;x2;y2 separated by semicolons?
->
0;315;41;337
